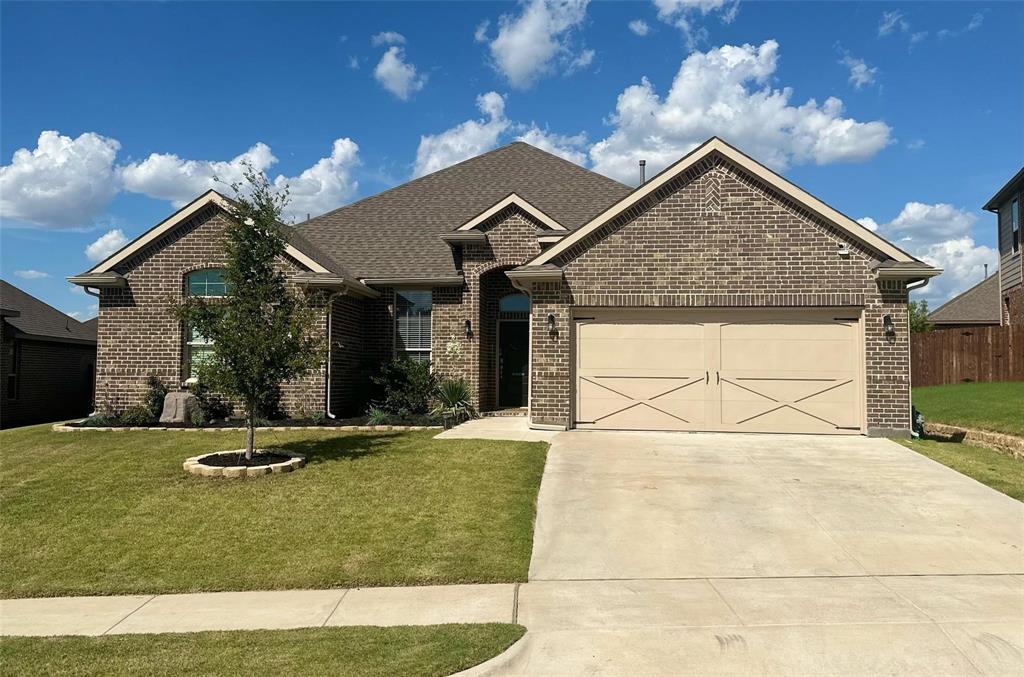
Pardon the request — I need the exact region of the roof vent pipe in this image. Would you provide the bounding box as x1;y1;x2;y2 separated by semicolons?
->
639;159;646;184
984;263;988;277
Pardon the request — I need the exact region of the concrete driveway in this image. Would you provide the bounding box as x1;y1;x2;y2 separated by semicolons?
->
471;431;1024;676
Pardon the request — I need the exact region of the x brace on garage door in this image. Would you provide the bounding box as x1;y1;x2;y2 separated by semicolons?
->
574;308;865;435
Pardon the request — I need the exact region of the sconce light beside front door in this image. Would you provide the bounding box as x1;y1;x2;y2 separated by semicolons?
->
882;314;895;336
546;313;556;333
464;319;472;337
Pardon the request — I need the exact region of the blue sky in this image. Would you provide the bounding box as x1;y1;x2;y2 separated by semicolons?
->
2;1;1021;319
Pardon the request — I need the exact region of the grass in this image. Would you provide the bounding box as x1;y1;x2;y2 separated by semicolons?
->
899;438;1024;501
911;382;1024;437
0;624;525;677
0;426;547;598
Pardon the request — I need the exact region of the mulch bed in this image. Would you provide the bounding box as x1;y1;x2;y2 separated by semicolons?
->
198;451;293;467
65;415;438;429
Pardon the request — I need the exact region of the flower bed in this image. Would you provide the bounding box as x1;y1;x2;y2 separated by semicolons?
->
183;449;305;478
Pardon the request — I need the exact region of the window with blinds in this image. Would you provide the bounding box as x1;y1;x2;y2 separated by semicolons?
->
395;290;432;363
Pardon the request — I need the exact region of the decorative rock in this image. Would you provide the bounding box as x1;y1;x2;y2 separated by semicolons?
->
159;391;200;424
247;465;271;476
270;463;292;473
222;466;247;478
200;465;224;477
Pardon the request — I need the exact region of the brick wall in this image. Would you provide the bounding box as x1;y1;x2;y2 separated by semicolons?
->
328;294;366;417
529;158;912;434
1004;286;1024;326
1;328;96;428
95;206;328;417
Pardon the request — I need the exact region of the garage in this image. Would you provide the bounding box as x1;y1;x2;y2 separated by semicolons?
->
574;308;864;434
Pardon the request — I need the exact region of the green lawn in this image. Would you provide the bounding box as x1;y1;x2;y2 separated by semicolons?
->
912;381;1024;436
900;438;1024;501
0;624;525;677
0;426;547;598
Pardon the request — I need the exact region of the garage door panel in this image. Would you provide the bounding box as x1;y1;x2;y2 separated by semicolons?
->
574;310;863;434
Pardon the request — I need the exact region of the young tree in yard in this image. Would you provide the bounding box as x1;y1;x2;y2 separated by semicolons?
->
908;299;933;333
175;168;323;459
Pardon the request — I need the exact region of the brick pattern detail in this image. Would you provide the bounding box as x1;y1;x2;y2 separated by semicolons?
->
1;328;96;428
527;159;911;433
1004;286;1024;326
95;207;329;417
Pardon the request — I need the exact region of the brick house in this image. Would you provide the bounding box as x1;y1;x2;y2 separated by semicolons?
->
983;167;1023;325
70;138;940;437
1;280;97;428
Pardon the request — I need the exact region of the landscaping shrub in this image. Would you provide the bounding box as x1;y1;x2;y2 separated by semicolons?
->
80;413;119;427
188;382;233;422
120;404;157;427
369;358;437;417
143;375;169;419
366;407;389;426
432;378;477;429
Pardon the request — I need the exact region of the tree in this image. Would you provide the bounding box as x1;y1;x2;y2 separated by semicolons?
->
175;168;323;459
908;299;933;333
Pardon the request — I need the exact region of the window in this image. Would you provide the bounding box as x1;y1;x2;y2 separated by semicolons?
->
6;341;19;400
1012;198;1020;254
186;269;229;297
499;294;530;313
395;290;432;363
185;325;215;378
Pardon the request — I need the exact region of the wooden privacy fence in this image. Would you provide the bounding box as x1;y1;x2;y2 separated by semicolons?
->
911;325;1024;387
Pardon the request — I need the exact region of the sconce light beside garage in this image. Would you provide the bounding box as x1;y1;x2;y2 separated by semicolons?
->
882;314;896;337
464;319;472;338
546;313;556;334
837;243;850;258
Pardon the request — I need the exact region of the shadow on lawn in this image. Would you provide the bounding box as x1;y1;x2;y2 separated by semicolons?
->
276;433;405;465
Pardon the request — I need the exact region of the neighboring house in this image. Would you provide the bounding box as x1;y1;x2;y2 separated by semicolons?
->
0;280;97;428
70;138;940;437
984;167;1023;325
926;274;1002;329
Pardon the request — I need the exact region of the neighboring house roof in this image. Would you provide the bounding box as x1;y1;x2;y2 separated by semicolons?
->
527;137;932;273
983;167;1024;212
927;274;1002;326
0;280;97;343
297;142;632;280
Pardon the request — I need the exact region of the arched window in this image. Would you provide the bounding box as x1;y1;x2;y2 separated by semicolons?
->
186;269;229;297
499;294;530;313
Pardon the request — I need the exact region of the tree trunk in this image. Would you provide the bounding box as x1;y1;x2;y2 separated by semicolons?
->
246;415;255;461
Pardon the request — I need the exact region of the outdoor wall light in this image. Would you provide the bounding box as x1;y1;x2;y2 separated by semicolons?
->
546;313;556;333
464;319;472;337
837;243;850;258
882;314;896;336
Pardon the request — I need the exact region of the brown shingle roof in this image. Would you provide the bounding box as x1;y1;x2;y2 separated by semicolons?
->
927;274;1001;326
0;280;97;343
296;142;632;279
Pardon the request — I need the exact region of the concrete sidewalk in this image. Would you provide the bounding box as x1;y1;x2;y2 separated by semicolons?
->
434;416;558;443
0;584;515;636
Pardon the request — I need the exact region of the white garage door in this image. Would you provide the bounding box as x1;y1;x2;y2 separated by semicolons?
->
574;308;863;434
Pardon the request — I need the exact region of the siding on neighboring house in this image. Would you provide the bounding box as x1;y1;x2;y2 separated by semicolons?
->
1;327;96;428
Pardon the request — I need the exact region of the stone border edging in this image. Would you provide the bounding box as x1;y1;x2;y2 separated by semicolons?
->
52;421;440;433
923;422;1024;460
184;449;305;478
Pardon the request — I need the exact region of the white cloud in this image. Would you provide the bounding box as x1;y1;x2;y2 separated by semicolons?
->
85;228;128;262
588;40;893;183
14;269;49;279
348;55;360;69
878;10;928;46
373;46;427;101
274;138;360;223
120;143;277;207
628;19;650;36
474;20;490;43
938;12;984;39
413;92;510;177
486;0;591;89
516;126;588;165
0;130;121;229
653;0;740;49
68;304;98;321
906;138;926;151
860;202;997;304
371;31;406;46
565;48;595;75
839;55;877;90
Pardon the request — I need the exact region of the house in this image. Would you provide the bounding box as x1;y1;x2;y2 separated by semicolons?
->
926;274;1002;329
0;280;97;428
983;167;1023;325
69;137;940;437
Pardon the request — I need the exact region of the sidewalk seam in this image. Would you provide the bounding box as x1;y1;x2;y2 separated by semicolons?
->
321;589;349;627
512;583;520;624
101;595;156;636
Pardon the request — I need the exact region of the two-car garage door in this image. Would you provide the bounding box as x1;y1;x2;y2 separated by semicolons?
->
574;308;864;434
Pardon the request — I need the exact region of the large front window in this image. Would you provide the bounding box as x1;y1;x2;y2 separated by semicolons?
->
395;289;432;363
185;325;215;378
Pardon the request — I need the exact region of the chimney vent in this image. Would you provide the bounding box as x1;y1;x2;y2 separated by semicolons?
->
639;159;646;184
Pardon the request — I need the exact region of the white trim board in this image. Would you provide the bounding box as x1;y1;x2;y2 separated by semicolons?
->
86;190;330;275
528;137;922;267
456;192;567;231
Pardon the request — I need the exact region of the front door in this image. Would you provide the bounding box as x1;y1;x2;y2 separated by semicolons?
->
498;321;529;408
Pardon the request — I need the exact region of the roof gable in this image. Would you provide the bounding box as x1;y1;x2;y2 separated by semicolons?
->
456;193;567;231
0;280;96;343
527;137;923;268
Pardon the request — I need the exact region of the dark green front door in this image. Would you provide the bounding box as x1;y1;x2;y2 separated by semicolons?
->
498;321;529;408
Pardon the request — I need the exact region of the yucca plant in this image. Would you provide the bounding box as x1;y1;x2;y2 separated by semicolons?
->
431;378;477;429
